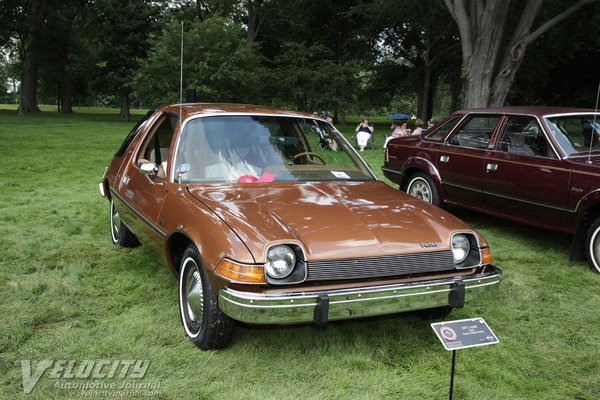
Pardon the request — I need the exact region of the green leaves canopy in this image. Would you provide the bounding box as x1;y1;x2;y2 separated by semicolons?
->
134;17;263;107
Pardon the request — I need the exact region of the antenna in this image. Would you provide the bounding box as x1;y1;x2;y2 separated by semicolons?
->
588;81;600;164
179;21;184;121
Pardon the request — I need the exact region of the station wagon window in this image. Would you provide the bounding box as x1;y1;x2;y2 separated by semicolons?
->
448;115;500;150
496;116;554;158
425;116;462;140
137;113;178;179
546;114;600;156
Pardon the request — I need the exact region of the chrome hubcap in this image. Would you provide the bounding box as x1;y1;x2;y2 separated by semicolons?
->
110;201;121;241
409;179;431;203
184;263;204;327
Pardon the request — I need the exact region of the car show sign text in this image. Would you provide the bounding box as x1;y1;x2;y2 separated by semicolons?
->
431;318;498;350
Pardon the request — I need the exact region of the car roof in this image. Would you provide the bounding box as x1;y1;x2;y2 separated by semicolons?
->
157;103;320;120
453;106;599;117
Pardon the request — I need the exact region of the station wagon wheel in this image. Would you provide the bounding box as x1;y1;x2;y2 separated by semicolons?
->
109;199;139;247
406;172;441;207
585;218;600;273
178;245;235;350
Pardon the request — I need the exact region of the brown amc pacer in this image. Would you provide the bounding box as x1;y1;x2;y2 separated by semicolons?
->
100;103;501;350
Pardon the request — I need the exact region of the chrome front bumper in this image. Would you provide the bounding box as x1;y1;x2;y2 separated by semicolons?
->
219;266;501;325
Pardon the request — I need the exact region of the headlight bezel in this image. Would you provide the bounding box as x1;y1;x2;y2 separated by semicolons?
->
451;234;470;264
264;245;296;279
451;232;485;269
263;243;307;285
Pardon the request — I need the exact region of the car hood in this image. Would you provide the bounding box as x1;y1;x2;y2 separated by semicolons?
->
565;154;600;170
187;181;474;262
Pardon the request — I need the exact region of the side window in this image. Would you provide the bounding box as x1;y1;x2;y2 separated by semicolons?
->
137;113;178;179
448;116;500;150
425;116;462;140
497;117;554;158
115;110;155;157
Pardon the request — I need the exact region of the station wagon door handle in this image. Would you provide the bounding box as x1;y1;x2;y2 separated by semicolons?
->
486;163;498;172
440;155;449;163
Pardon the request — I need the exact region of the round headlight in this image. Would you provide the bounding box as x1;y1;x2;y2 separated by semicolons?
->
451;234;470;263
265;245;296;279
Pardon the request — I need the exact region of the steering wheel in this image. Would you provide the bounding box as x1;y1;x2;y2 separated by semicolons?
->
292;151;326;165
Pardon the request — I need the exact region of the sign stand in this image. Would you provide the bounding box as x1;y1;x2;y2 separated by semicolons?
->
449;350;456;400
431;318;499;400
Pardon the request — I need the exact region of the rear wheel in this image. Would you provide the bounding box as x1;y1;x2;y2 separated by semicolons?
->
406;172;441;207
178;245;235;350
110;199;139;247
585;217;600;273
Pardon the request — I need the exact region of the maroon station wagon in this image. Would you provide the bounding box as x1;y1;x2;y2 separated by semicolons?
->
382;106;600;273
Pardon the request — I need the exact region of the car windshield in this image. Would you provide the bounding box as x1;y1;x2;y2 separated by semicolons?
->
173;115;375;183
546;114;600;156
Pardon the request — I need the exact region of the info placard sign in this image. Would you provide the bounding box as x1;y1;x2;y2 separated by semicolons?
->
431;318;498;351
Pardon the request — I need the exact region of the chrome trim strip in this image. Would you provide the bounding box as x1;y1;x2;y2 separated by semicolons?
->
108;187;166;238
482;189;573;213
442;181;575;213
443;181;482;193
219;267;501;324
381;167;402;175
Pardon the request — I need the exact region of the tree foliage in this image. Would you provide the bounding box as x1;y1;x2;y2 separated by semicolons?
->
86;0;158;120
134;17;263;107
3;0;600;116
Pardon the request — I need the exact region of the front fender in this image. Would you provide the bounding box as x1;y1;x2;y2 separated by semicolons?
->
570;190;600;261
400;156;447;201
574;189;600;224
160;189;256;279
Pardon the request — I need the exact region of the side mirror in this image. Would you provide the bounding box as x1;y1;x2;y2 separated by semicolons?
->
175;163;191;193
139;162;158;184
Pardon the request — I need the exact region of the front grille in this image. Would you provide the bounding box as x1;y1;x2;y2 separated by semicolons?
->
306;250;455;281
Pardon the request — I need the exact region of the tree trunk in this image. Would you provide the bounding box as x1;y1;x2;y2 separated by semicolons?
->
119;93;130;122
18;0;45;115
246;0;272;47
445;0;598;108
60;75;74;114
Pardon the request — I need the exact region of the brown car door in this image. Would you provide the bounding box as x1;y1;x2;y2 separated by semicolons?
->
119;112;179;248
483;116;570;229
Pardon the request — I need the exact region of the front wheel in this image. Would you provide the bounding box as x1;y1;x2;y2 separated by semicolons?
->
585;218;600;273
178;245;235;350
406;172;441;207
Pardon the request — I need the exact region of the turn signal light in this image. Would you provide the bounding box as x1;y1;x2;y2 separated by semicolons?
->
481;248;492;265
215;259;265;284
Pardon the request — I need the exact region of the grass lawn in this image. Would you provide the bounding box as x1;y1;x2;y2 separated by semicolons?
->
1;105;599;399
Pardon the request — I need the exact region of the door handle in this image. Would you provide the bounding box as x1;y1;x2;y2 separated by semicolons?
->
486;163;498;172
440;155;449;163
